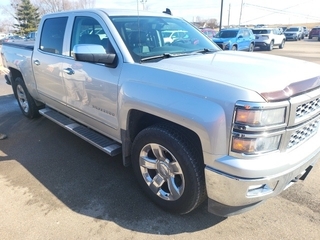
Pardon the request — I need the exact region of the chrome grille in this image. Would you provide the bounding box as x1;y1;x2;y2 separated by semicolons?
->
287;119;320;149
296;98;320;119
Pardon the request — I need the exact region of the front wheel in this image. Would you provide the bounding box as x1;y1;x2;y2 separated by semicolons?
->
231;45;237;51
279;40;285;49
131;124;206;214
13;77;41;119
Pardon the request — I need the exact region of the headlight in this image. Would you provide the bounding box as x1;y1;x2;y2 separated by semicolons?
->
224;41;230;49
235;108;286;126
231;104;287;156
232;135;281;154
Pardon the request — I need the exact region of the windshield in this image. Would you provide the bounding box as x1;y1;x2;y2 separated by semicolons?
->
286;28;299;31
215;30;238;38
110;16;220;62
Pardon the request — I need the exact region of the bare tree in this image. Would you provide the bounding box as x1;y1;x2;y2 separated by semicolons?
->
1;0;21;19
207;18;218;28
32;0;96;15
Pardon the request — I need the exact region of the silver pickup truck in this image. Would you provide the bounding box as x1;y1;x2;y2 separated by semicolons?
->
2;9;320;217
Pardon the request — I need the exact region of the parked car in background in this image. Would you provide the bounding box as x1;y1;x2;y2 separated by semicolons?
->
303;27;309;37
26;31;37;41
0;33;6;45
252;27;286;51
2;35;25;43
279;26;287;33
161;30;188;44
254;24;267;28
284;26;304;41
213;27;255;51
200;28;216;38
308;26;320;40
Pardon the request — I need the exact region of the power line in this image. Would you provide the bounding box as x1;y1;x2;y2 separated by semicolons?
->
243;1;320;23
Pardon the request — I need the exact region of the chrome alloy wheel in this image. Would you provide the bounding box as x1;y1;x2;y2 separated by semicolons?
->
139;143;185;201
16;84;29;113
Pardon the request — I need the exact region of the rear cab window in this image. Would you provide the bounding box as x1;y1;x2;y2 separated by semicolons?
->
39;17;68;55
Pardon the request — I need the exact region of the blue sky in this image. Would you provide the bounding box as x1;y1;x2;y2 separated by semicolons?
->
1;0;319;25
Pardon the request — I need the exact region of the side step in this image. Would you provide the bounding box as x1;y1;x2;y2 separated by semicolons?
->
39;108;122;157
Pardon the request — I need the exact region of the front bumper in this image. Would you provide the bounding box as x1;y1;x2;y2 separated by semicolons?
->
285;35;298;40
204;126;320;216
254;41;270;47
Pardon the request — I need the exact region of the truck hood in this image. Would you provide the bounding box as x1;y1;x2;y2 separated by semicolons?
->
148;51;320;101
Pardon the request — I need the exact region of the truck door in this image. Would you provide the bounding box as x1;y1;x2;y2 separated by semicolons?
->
32;17;68;107
61;15;121;129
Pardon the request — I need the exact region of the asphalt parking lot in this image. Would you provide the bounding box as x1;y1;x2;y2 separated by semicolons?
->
0;39;320;240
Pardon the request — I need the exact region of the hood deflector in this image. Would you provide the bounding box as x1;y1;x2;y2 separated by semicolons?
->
261;76;320;102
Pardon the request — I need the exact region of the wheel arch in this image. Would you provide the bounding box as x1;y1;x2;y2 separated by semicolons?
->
121;110;203;167
9;68;44;107
9;68;23;87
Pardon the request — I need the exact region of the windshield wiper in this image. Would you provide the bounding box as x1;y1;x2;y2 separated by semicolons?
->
192;48;217;54
140;52;189;62
140;49;217;62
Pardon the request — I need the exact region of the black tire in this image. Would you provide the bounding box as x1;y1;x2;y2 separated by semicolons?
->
13;77;41;119
308;36;312;39
248;43;254;52
131;123;206;214
279;40;285;49
231;45;237;51
268;41;274;51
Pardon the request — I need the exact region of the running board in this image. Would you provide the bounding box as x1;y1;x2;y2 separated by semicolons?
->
39;108;122;157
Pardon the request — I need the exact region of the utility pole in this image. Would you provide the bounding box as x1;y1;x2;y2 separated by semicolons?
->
140;0;147;10
228;3;231;27
219;0;224;32
239;0;244;26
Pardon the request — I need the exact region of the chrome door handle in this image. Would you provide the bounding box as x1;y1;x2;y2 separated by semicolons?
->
63;68;75;75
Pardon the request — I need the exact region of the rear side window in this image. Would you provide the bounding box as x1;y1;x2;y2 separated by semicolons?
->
39;17;68;55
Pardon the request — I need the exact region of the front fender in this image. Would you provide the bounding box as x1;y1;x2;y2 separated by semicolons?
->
118;69;228;161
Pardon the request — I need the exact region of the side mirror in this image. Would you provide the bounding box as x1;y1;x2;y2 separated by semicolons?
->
73;44;117;67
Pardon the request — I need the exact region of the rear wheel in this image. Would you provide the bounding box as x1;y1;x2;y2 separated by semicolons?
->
279;40;285;49
248;43;254;52
13;77;41;119
131;124;206;214
268;41;274;51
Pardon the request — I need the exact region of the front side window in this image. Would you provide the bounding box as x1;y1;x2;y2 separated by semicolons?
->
39;17;68;55
70;16;113;57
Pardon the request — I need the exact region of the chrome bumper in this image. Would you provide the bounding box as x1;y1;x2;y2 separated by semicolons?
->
204;146;320;216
